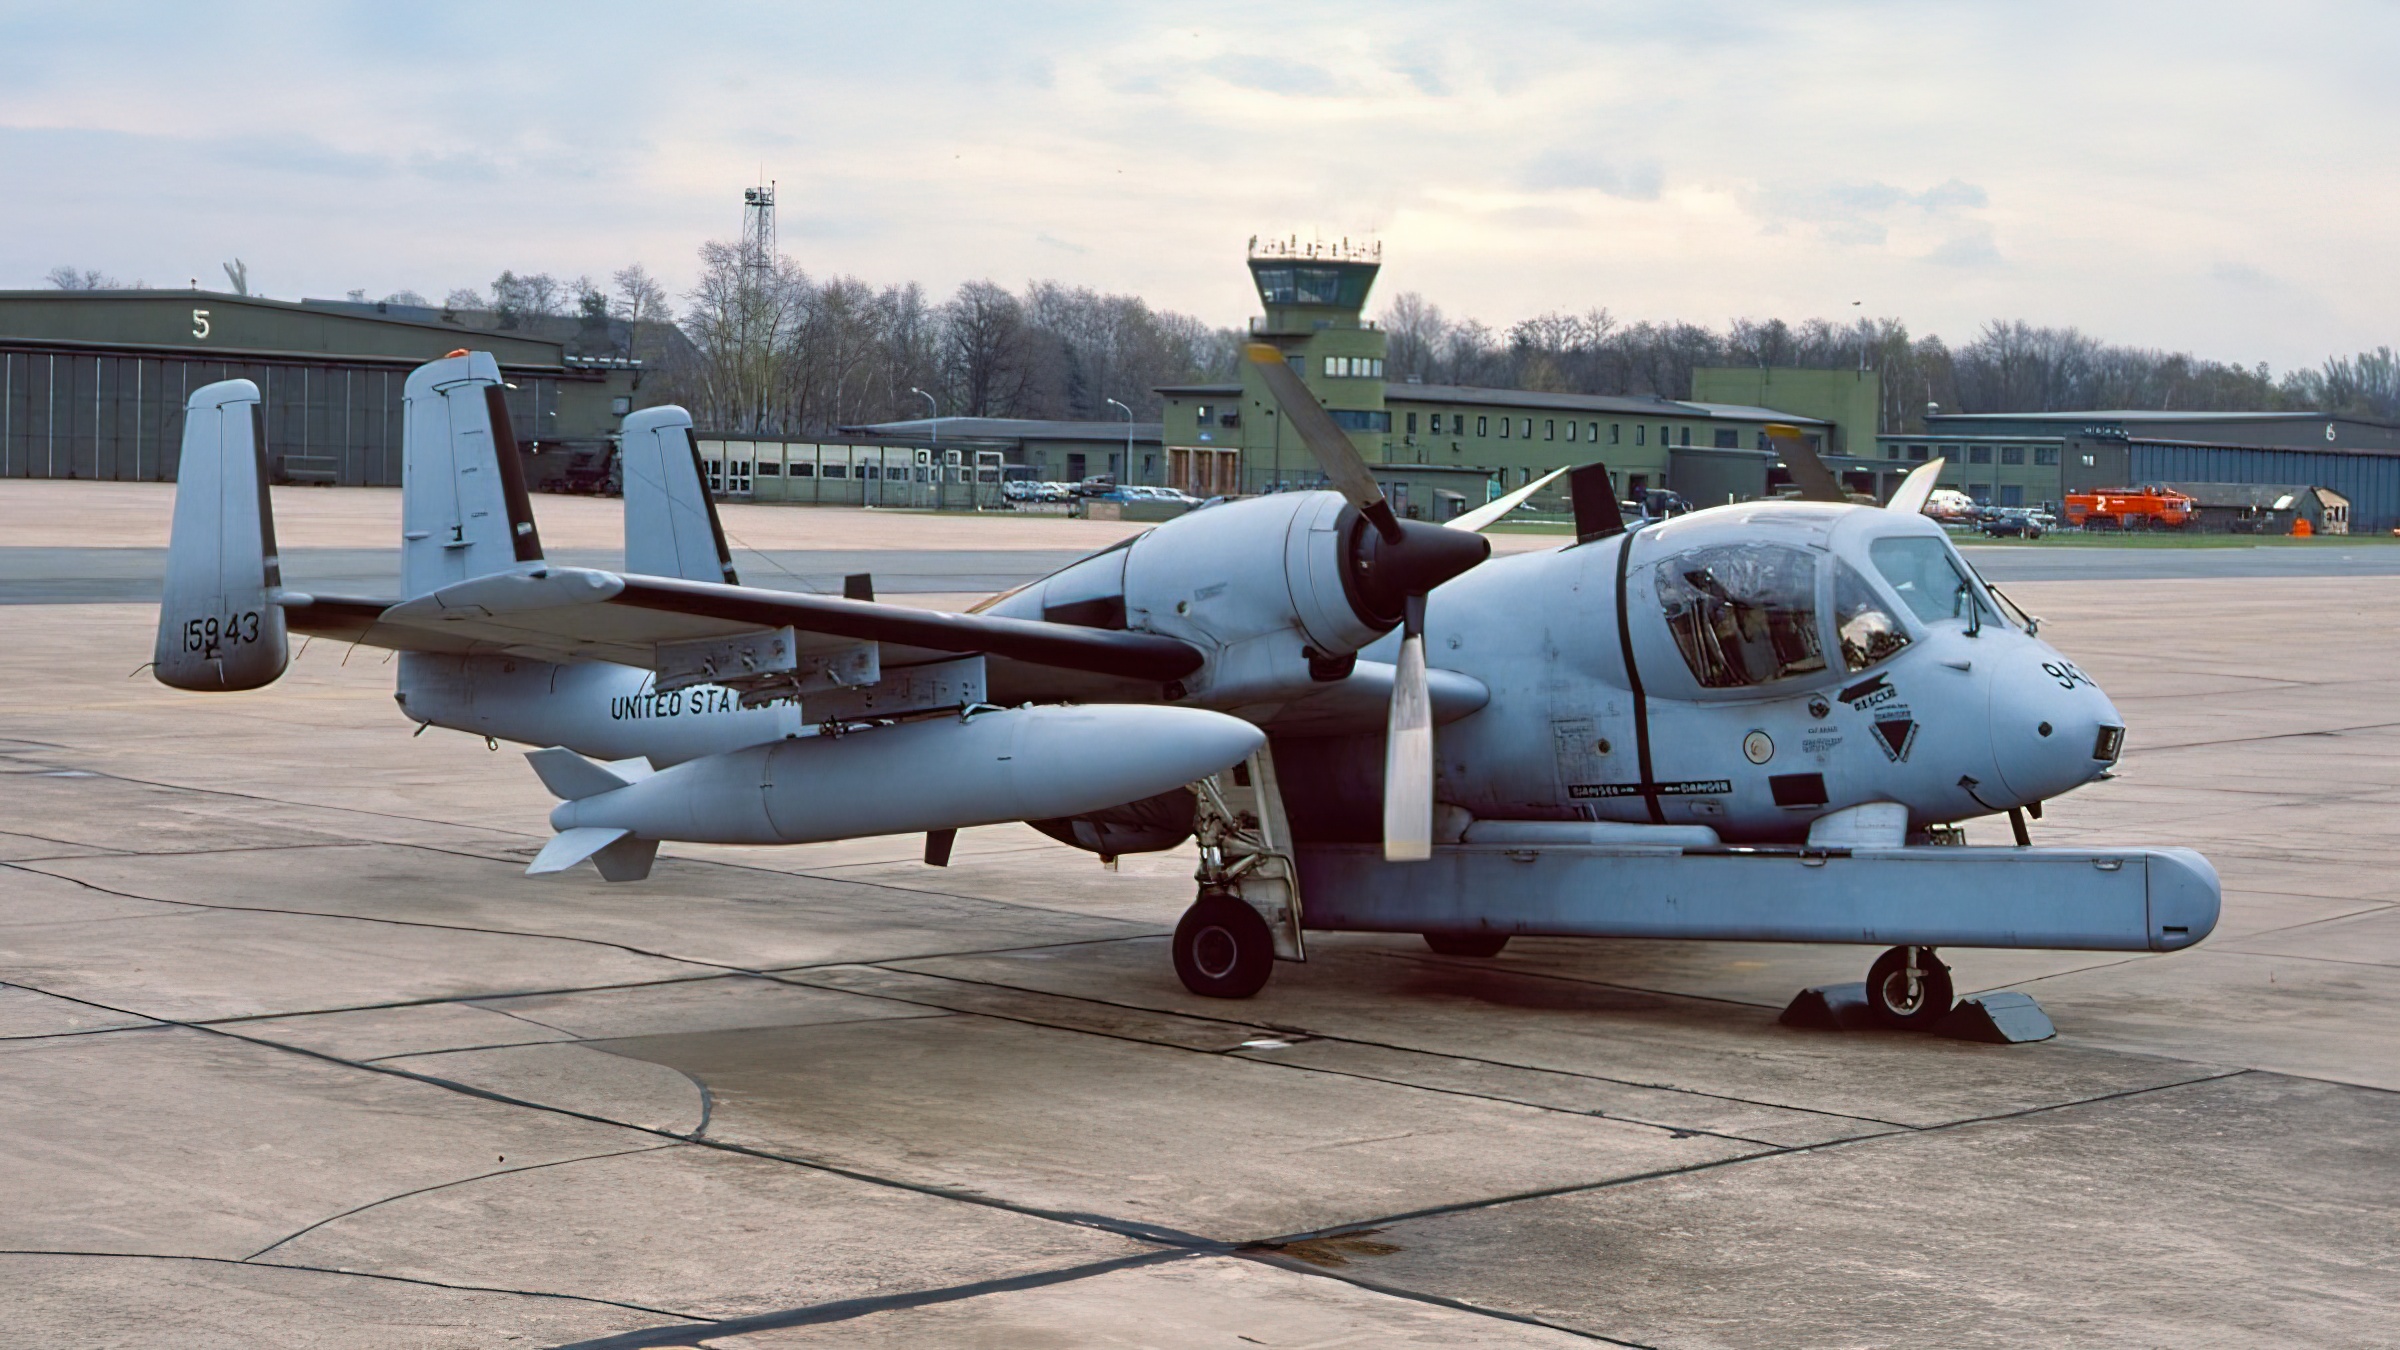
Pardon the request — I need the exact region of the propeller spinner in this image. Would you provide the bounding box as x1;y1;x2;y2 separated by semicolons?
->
1243;343;1489;860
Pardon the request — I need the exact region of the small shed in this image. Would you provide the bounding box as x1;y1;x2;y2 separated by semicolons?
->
2162;482;2350;535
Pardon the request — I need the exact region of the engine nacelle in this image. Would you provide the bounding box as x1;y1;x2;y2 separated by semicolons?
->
988;492;1486;710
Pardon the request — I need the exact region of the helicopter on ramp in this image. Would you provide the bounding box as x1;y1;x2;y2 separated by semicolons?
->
152;347;2217;1031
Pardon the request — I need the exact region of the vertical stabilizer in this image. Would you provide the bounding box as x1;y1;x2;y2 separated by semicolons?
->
620;405;739;584
402;351;545;597
154;380;289;691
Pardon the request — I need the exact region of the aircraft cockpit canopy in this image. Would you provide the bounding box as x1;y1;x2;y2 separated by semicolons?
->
1656;543;1827;689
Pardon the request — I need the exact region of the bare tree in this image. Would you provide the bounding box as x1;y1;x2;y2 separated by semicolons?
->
45;267;124;290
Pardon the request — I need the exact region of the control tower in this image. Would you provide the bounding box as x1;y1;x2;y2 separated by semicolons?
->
1240;236;1392;485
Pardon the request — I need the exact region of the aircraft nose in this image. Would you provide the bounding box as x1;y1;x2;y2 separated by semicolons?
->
1990;639;2124;804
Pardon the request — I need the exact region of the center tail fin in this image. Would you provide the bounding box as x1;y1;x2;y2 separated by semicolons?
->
620;405;740;584
523;748;659;881
154;379;290;691
402;351;546;598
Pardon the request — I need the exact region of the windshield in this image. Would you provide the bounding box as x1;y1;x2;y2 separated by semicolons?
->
1834;562;1911;671
1868;536;2000;628
1656;543;1827;688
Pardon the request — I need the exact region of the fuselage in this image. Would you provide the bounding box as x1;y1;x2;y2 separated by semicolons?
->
394;496;2121;848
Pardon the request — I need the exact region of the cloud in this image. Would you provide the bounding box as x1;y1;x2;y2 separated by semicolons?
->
1517;149;1665;201
1751;177;1994;251
1205;55;1343;97
1924;228;2004;268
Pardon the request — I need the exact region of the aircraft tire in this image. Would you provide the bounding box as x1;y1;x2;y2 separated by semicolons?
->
1423;932;1510;958
1866;945;1954;1030
1174;890;1275;999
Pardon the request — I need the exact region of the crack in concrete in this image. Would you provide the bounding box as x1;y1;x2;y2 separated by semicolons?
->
243;1144;682;1260
0;1248;708;1322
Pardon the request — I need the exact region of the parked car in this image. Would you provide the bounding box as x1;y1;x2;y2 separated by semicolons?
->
1979;508;2046;538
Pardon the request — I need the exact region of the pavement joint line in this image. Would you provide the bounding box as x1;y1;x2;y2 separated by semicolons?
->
0;1249;711;1323
547;1249;1207;1349
2135;719;2400;752
1235;1250;1649;1347
2203;948;2400;973
362;1038;590;1063
0;976;1232;1254
241;1144;683;1261
1238;1067;2257;1256
779;965;1799;1147
868;963;1917;1131
21;763;553;845
8;841;375;863
0;860;750;975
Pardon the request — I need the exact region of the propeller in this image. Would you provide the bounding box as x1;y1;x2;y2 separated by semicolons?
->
1245;343;1487;861
1765;423;1849;504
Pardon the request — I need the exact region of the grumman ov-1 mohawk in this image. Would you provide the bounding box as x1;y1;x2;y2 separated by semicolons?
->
156;346;2217;1030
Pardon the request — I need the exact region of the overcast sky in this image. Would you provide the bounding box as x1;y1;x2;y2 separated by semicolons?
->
3;2;2391;370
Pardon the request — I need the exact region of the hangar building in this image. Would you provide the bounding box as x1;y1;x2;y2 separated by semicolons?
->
1882;409;2400;531
0;290;646;489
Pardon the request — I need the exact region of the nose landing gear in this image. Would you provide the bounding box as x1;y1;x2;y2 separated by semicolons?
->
1865;944;1955;1030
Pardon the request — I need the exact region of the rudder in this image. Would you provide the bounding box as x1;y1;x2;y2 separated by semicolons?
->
154;380;289;691
402;351;545;597
620;405;739;584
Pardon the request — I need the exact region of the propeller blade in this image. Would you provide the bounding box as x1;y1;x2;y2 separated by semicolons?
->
1445;466;1568;533
1244;343;1403;543
1886;457;1949;515
1383;610;1434;862
1766;423;1848;503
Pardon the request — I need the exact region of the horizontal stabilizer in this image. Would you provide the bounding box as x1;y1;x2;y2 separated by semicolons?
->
527;826;630;874
525;746;637;801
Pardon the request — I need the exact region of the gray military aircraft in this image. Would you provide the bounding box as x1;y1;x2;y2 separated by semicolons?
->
154;347;2217;1030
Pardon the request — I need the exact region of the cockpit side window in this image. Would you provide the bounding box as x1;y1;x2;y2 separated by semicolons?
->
1655;543;1826;688
1834;561;1910;671
1868;536;1995;627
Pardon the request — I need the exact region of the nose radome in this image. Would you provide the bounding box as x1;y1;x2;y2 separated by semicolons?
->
1990;640;2123;804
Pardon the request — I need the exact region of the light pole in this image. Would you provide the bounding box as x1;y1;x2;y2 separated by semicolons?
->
908;387;939;506
1105;397;1133;486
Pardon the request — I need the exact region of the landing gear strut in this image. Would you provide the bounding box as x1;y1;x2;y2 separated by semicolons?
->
1865;945;1954;1030
1176;748;1306;999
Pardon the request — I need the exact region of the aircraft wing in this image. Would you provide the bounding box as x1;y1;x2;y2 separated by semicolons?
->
278;567;1201;684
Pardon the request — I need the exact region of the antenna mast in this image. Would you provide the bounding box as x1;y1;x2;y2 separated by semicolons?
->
741;180;776;280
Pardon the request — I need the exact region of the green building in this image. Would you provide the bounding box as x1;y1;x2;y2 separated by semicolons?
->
1158;242;1833;518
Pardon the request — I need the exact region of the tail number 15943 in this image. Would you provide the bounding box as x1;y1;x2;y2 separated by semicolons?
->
184;612;262;652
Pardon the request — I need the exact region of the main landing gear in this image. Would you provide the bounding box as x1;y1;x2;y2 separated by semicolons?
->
1865;944;1954;1030
1173;890;1276;999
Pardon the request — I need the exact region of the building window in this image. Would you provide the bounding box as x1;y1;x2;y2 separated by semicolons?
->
1679;426;1691;446
1566;420;1578;442
1588;421;1599;442
1405;411;1418;433
1428;413;1442;434
1329;410;1392;432
1545;419;1556;441
1521;417;1533;438
1968;484;1991;503
1371;358;1384;378
1715;428;1739;448
1610;423;1621;445
1196;404;1213;427
1324;356;1341;377
2001;446;2025;465
1498;416;1510;439
1885;444;1901;460
1658;425;1670;447
1968;445;1992;464
1636;425;1647;446
1477;416;1488;436
1908;445;1929;461
2001;485;2025;506
2034;446;2059;466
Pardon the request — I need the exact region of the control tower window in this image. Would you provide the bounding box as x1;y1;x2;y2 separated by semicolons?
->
1834;561;1911;671
1295;267;1344;304
1656;544;1827;689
